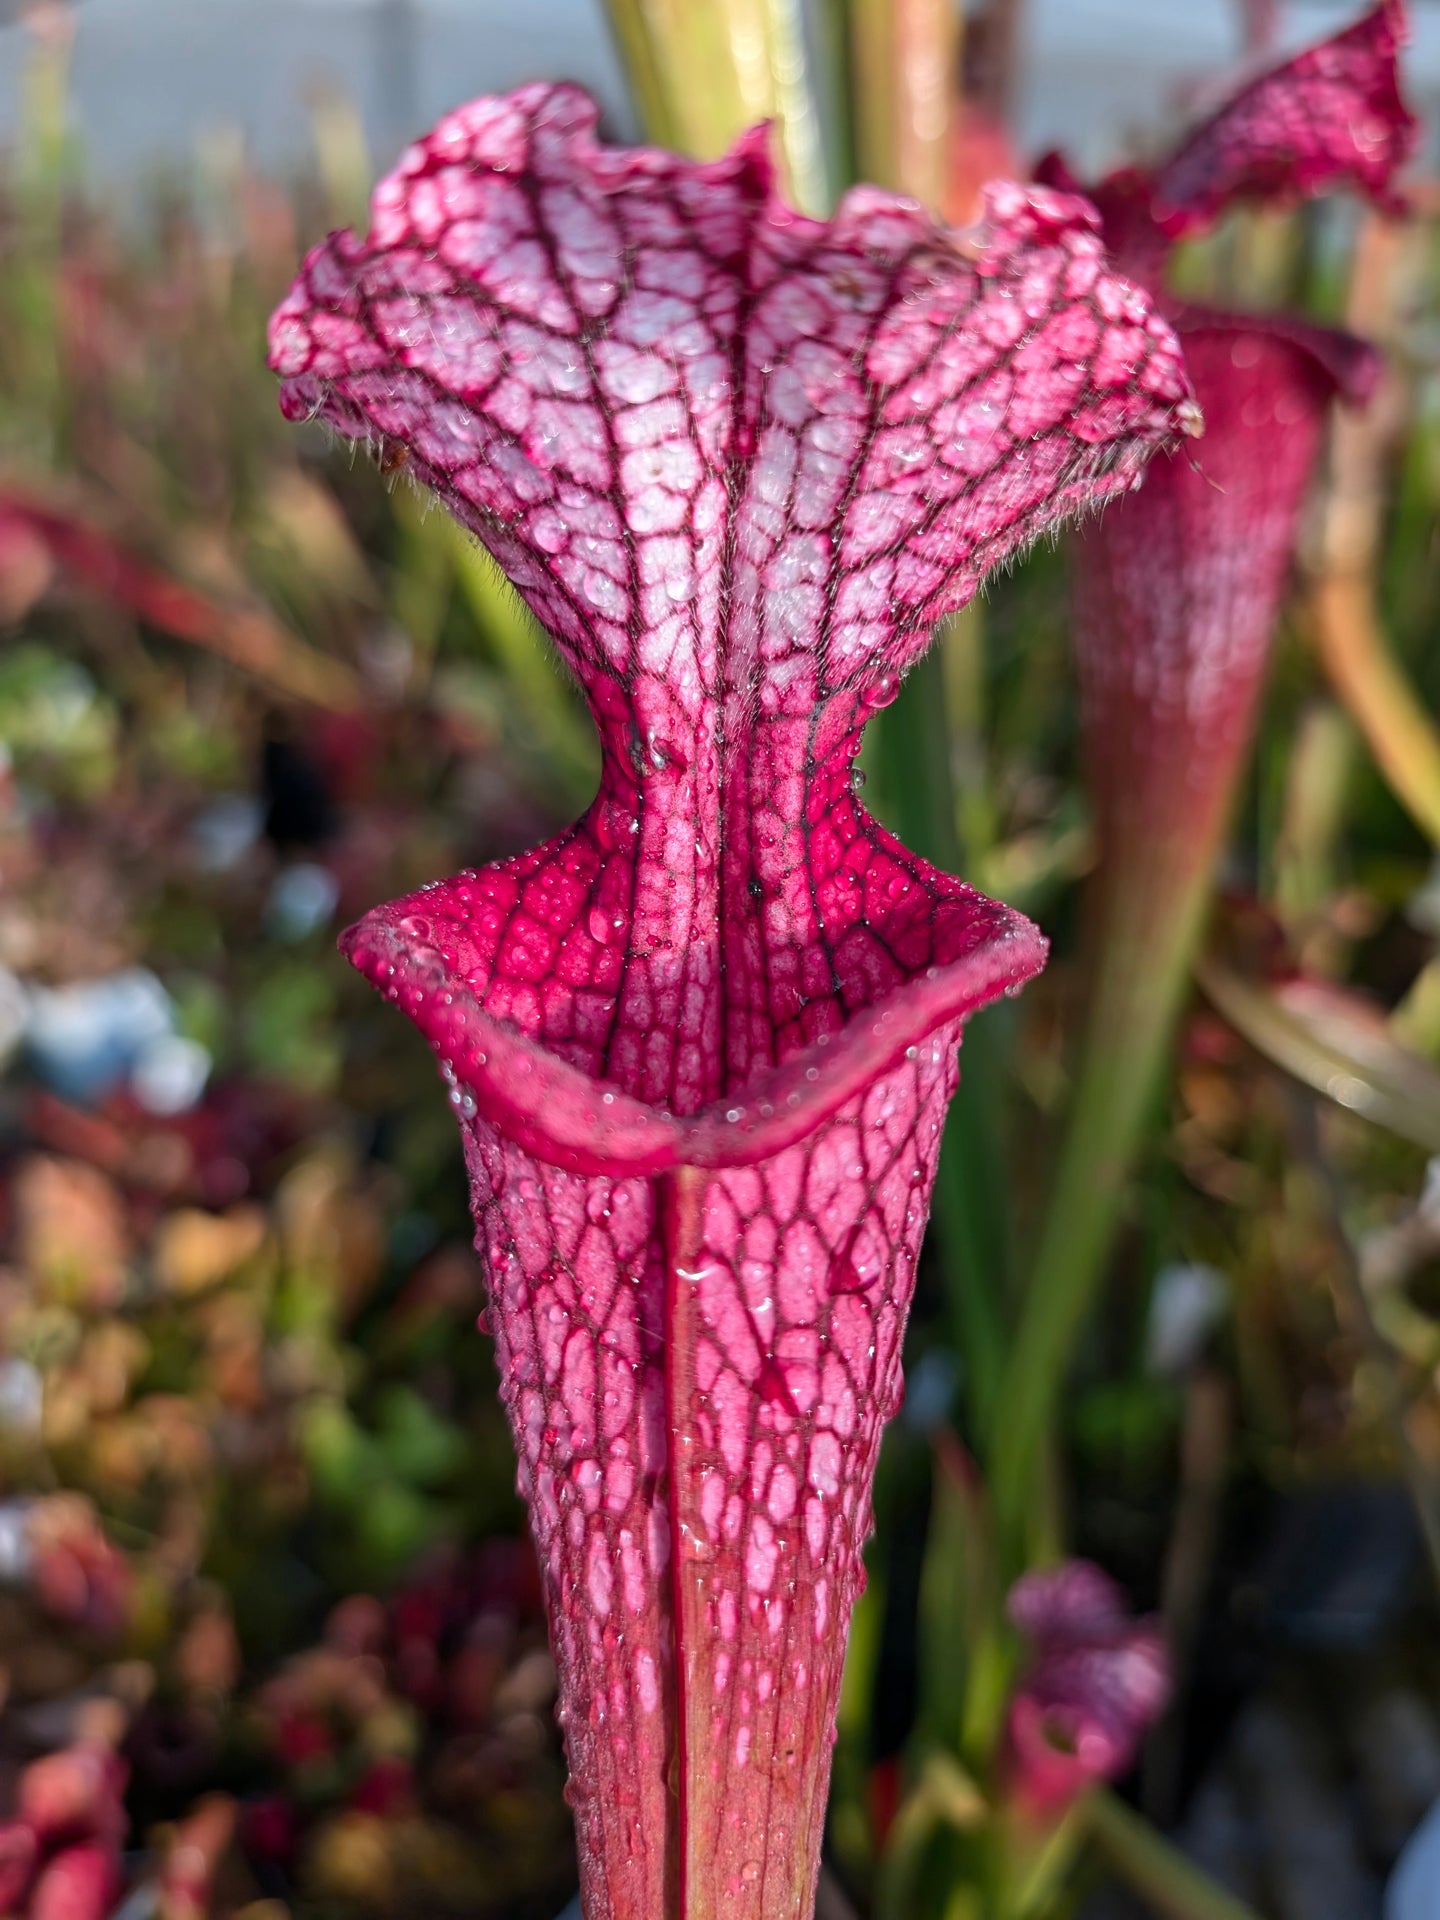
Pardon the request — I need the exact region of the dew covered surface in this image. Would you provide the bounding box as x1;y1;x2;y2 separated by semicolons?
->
270;85;1195;1129
459;1036;958;1917
269;81;1197;1918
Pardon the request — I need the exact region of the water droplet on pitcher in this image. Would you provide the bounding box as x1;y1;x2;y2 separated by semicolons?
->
865;670;900;710
406;944;447;993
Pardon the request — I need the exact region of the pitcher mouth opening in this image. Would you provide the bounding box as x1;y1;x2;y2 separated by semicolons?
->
341;898;1046;1176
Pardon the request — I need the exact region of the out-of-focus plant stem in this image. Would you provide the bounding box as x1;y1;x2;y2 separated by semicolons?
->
1305;210;1440;845
874;1749;987;1920
1085;1790;1265;1920
449;524;599;805
990;832;1215;1554
1144;1369;1231;1823
758;0;830;213
1306;572;1440;846
10;5;75;461
811;0;858;202
598;0;683;149
599;0;831;213
848;0;958;211
308;81;374;232
1272;703;1355;930
1002;1802;1086;1919
918;1432;1005;1762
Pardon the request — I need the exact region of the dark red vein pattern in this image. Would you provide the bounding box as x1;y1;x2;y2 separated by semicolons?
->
270;84;1195;1920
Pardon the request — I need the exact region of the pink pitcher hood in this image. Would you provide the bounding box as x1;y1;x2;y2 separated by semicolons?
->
1041;3;1415;898
1148;0;1413;239
1038;0;1416;286
269;84;1196;1919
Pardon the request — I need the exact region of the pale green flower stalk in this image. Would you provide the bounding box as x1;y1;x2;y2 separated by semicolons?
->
599;0;831;212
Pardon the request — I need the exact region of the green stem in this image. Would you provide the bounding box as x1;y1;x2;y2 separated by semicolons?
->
845;0;958;207
811;0;858;202
1007;1802;1085;1919
920;1434;1003;1761
11;8;73;462
989;845;1212;1553
448;523;599;806
600;0;830;212
1285;1093;1440;1600
875;1752;987;1920
1084;1791;1265;1920
308;83;375;232
759;0;832;214
846;0;896;190
1308;571;1440;847
938;1018;1013;1434
599;0;683;148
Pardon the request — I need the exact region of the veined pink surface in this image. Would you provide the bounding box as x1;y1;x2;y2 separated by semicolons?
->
269;85;1195;1919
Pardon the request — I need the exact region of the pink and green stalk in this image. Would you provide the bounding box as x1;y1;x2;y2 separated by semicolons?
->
268;88;1194;1919
993;0;1418;1534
